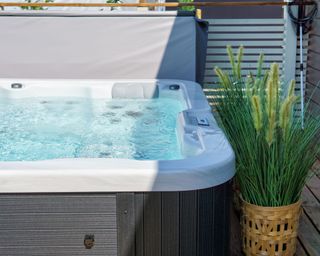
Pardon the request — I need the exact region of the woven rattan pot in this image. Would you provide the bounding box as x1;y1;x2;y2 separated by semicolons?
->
241;199;302;256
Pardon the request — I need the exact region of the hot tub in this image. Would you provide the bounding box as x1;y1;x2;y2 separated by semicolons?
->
0;79;235;256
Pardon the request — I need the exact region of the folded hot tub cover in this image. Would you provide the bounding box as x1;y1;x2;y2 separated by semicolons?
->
0;11;208;84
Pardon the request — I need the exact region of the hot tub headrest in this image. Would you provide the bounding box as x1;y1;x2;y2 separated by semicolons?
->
112;82;159;99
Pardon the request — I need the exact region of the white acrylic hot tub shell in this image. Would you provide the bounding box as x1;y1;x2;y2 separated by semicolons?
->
0;79;235;192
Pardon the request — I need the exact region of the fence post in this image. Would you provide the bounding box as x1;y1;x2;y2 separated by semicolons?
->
282;2;297;90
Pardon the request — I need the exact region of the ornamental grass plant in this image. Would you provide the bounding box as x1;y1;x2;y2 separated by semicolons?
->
213;46;320;207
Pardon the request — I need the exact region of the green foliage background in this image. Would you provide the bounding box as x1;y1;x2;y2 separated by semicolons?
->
178;0;195;11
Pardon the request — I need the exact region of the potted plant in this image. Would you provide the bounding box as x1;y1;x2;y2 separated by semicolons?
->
212;46;320;256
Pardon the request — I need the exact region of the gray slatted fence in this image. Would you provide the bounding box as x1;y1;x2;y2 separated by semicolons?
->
306;4;320;116
203;18;307;110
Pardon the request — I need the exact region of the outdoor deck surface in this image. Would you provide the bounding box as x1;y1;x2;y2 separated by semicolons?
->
231;159;320;256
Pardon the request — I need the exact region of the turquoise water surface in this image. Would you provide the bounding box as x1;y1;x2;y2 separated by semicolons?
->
0;98;185;161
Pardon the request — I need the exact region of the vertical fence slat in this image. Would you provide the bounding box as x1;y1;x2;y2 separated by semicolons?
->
135;193;144;256
144;193;161;256
213;182;232;256
117;193;136;256
179;191;198;256
197;188;214;256
161;192;180;256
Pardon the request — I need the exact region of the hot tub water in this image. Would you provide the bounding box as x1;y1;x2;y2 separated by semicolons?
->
0;97;185;161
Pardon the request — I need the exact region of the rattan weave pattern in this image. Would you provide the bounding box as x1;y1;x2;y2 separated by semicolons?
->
241;200;302;256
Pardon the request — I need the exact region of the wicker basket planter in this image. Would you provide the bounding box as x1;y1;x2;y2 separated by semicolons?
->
241;199;302;256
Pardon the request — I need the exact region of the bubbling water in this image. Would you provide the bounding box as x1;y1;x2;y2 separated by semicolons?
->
0;98;185;161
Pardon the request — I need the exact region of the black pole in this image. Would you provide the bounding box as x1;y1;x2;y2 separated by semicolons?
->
288;0;318;35
297;0;305;34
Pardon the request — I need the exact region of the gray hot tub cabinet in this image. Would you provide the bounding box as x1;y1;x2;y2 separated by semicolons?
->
0;182;231;256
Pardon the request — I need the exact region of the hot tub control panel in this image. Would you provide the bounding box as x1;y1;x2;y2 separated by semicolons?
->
177;110;225;157
181;111;214;128
196;117;209;126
